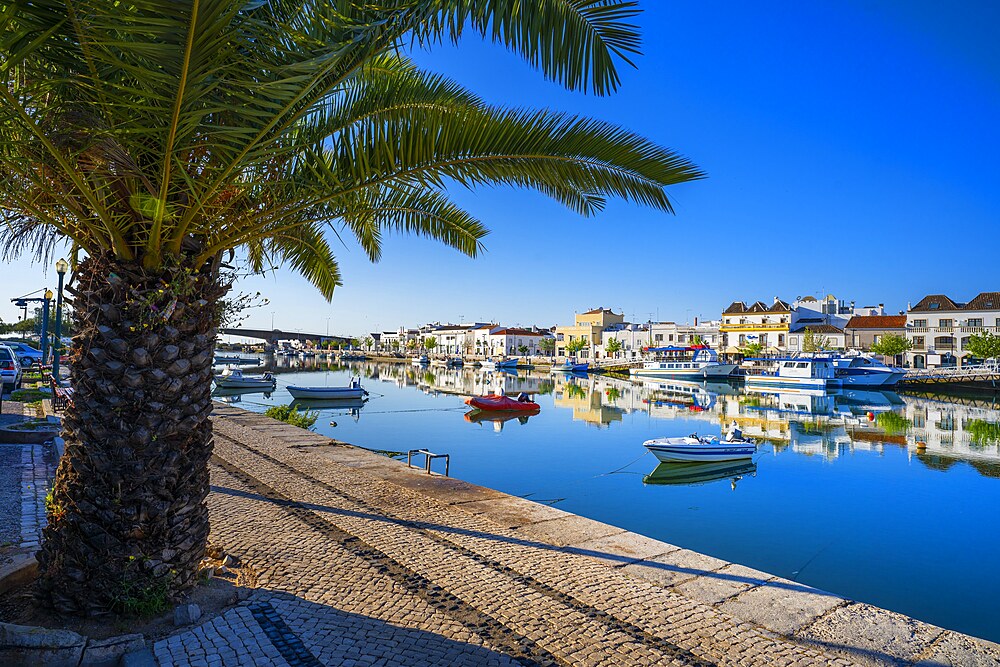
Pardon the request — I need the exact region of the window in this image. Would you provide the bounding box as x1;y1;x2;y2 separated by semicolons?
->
796;362;809;368
939;319;953;328
912;319;927;327
655;334;663;342
968;318;983;327
913;336;925;348
789;336;798;346
929;303;940;310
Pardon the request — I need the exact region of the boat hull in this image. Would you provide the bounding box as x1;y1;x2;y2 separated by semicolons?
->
287;386;366;400
465;395;539;412
643;460;757;486
215;378;275;390
745;376;838;390
643;437;755;462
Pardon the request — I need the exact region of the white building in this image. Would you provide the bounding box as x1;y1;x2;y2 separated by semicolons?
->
905;292;1000;368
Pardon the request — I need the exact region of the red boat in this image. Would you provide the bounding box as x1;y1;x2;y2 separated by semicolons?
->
465;394;540;412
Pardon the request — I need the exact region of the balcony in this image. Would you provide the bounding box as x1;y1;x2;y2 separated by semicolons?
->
908;326;929;333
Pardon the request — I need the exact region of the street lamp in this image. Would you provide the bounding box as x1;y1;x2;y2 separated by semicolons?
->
52;259;68;382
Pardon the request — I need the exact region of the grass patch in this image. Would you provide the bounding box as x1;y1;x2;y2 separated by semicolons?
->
10;388;50;403
264;404;318;429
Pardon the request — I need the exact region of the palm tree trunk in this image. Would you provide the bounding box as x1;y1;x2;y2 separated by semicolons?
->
36;255;225;616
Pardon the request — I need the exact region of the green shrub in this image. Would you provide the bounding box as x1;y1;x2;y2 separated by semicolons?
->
264;404;318;429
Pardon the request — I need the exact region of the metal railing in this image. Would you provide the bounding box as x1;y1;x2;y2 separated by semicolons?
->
407;449;450;477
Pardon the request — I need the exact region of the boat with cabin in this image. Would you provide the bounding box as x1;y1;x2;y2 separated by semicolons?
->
745;357;841;391
411;355;429;366
630;348;738;380
287;377;368;400
830;355;905;387
215;367;276;390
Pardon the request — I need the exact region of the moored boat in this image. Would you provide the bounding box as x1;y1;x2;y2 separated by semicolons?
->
745;358;840;391
287;377;368;400
643;433;756;462
215;368;276;390
552;359;589;373
411;355;429;366
465;394;539;412
630;348;737;380
830;355;905;387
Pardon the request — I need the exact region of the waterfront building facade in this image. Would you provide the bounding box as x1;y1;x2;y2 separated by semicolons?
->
844;315;907;352
905;292;1000;368
555;308;624;358
720;298;792;353
485;327;547;357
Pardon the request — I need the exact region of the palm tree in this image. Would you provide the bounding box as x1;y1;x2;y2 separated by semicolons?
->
0;1;703;614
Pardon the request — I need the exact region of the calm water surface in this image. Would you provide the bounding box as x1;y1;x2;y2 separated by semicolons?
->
215;357;1000;643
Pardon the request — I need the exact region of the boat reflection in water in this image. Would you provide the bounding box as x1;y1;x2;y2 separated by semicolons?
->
211;386;274;403
643;460;757;490
463;409;535;432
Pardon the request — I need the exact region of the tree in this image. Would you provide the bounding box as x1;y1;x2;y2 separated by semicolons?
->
1;2;702;614
518;344;529;356
567;338;588;355
742;342;764;357
423;336;437;353
363;337;374;351
689;335;704;346
406;339;417;352
965;332;1000;361
605;338;623;357
802;328;829;353
391;340;400;351
539;338;556;356
869;333;911;360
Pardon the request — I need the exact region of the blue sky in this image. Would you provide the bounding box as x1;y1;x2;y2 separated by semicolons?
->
3;1;998;338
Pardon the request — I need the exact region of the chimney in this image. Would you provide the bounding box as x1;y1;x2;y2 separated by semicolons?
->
774;296;780;304
694;317;699;326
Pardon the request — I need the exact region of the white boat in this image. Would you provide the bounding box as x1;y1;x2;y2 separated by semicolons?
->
643;435;756;462
411;355;429;366
630;348;738;380
287;378;368;400
830;355;905;387
745;358;840;391
446;358;464;368
215;368;276;390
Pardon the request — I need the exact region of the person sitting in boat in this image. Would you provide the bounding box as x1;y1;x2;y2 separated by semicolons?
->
516;392;530;403
725;420;743;442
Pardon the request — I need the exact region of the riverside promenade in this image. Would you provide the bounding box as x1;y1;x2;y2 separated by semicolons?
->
144;404;1000;667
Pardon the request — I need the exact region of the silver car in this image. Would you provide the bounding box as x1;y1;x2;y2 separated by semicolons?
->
0;344;23;393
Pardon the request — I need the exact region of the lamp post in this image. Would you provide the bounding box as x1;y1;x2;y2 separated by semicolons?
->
52;259;68;381
40;289;53;365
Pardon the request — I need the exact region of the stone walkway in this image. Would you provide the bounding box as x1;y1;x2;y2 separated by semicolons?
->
148;405;1000;666
0;401;57;559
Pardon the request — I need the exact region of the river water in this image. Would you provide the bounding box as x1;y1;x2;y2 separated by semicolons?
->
214;356;1000;643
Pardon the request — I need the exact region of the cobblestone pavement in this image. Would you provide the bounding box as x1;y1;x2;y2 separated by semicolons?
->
152;405;1000;666
0;401;57;557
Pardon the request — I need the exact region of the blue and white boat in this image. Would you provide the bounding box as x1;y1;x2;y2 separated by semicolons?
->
643;435;756;462
552;359;589;373
631;348;738;380
745;358;840;391
831;355;905;387
411;355;429;366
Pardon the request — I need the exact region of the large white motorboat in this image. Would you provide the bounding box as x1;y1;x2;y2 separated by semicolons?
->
287;377;368;400
643;435;756;462
830;355;905;387
215;367;276;390
630;348;738;380
745;358;840;391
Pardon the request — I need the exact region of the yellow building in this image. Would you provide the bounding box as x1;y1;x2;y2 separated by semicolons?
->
555;308;624;358
720;298;792;352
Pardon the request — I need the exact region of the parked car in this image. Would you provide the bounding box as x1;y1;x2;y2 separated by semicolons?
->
0;344;23;393
3;341;44;367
